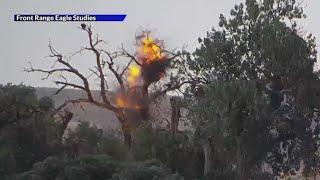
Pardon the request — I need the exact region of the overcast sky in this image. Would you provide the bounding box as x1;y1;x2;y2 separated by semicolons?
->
0;0;319;88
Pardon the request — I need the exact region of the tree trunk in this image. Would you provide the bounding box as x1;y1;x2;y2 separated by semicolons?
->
122;128;132;148
116;111;133;147
236;139;248;180
203;140;212;176
58;110;73;138
170;97;180;134
141;83;150;122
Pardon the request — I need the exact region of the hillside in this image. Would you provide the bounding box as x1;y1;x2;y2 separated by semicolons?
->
35;87;177;133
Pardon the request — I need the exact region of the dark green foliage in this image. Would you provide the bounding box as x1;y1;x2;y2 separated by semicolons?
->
79;155;123;179
13;155;123;180
267;103;320;177
185;0;316;83
111;159;183;180
39;96;54;112
111;160;167;180
64;121;128;160
151;130;203;179
131;123;154;160
179;0;320;178
64;166;90;180
0;84;38;129
12;155;181;180
0;84;62;176
200;169;235;180
132;123;203;179
189;81;272;179
64;121;103;156
3;0;320;179
97;136;129;161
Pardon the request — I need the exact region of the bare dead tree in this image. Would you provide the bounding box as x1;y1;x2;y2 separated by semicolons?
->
25;24;190;146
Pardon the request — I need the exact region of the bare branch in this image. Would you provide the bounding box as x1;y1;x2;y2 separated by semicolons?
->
54;84;68;95
104;54;125;93
55;81;86;91
53;98;90;115
82;26;117;111
151;80;193;100
120;59;134;78
120;45;142;66
24;62;73;80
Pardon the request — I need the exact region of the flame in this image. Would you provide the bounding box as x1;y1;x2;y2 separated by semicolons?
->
115;32;166;110
134;105;141;110
116;97;126;108
115;65;141;109
115;95;141;110
127;65;141;87
139;35;163;64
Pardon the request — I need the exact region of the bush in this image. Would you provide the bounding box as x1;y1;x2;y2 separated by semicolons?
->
64;121;128;160
13;156;71;180
79;155;123;179
131;123;155;160
97;136;129;161
12;155;123;180
111;159;183;180
131;123;203;179
12;155;182;180
0;84;62;176
64;121;103;156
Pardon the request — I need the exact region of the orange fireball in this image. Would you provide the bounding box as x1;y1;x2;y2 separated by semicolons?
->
115;32;167;110
127;65;140;87
115;97;126;108
139;35;163;64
